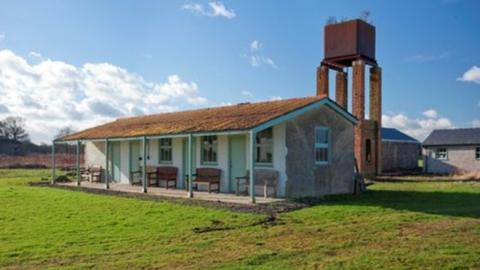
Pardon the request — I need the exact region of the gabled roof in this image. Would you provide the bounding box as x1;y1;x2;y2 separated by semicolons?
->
61;96;356;141
423;128;480;147
381;127;419;143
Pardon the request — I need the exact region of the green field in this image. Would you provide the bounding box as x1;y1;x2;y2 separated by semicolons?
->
1;169;479;269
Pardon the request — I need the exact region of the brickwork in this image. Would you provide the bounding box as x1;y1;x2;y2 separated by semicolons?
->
335;71;348;109
370;66;382;174
352;60;365;119
316;65;329;96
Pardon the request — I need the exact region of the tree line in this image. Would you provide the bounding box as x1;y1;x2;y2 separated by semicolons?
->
0;116;29;142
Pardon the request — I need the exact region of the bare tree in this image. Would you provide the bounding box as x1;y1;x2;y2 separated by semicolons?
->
2;116;29;141
55;126;75;140
0;120;6;139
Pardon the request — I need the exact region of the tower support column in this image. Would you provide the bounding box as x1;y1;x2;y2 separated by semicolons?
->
316;65;329;96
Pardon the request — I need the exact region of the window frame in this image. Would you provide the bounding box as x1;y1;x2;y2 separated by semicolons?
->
255;127;274;167
158;138;173;164
436;148;448;160
314;126;331;165
476;147;480;160
201;135;218;165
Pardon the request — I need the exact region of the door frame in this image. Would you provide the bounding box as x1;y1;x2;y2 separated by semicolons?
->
228;135;247;193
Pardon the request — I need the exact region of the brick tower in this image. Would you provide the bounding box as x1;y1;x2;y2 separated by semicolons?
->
317;19;382;178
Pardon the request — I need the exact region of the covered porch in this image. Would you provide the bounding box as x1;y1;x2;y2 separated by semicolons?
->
52;127;284;204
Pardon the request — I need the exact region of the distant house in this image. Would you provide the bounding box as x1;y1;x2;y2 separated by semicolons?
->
381;128;421;172
58;96;358;200
423;128;480;173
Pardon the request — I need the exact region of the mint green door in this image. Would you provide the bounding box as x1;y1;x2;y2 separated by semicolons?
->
111;142;121;183
229;135;246;193
129;141;141;183
182;138;196;188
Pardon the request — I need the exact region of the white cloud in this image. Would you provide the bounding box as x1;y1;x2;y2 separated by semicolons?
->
250;40;261;52
241;90;253;97
247;40;277;69
269;96;282;101
405;51;450;63
208;2;236;19
0;49;207;143
422;109;438;118
382;111;454;141
182;2;235;19
458;66;480;84
473;120;480;128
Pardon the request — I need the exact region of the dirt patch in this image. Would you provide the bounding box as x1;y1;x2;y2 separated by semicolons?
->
31;182;311;215
192;213;284;233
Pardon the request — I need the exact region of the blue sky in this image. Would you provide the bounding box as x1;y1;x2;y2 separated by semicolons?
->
0;0;479;143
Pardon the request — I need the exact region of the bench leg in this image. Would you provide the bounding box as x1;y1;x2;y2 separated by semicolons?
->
264;184;267;198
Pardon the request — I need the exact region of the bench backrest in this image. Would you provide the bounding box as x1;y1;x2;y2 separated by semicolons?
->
254;169;279;186
157;166;178;178
89;166;102;173
196;168;221;179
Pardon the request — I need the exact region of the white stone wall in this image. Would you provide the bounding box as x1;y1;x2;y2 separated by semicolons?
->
83;126;289;197
245;123;287;197
424;146;480;173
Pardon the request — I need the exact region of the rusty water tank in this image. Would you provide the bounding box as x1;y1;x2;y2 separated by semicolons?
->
324;19;376;66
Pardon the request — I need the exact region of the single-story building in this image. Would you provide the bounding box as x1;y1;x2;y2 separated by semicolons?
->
57;96;358;202
381;127;421;173
423;128;480;173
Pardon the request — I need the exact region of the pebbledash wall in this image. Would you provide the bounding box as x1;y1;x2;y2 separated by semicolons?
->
424;146;480;173
84;106;355;198
285;105;355;197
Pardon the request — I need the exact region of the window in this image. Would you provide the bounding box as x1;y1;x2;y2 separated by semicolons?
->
365;139;372;163
436;148;448;160
256;128;273;165
315;126;330;165
159;138;172;163
201;136;217;164
476;147;480;160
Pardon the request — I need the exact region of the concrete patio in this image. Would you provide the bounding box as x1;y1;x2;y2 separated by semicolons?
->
55;181;284;205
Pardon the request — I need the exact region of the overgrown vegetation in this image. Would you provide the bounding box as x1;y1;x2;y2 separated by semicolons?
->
1;169;479;269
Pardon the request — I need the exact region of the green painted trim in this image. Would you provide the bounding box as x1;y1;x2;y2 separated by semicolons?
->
314;126;331;166
252;99;357;133
105;139;109;189
249;130;256;204
51;141;56;184
187;134;193;198
76;141;81;186
142;136;148;193
200;135;219;165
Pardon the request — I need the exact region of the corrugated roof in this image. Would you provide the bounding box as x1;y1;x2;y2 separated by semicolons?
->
423;128;480;146
381;127;419;143
61;95;350;141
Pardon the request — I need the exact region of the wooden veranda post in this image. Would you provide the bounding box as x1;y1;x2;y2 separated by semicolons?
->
187;133;193;198
142;136;147;193
51;141;56;184
76;140;81;186
105;139;109;189
249;130;256;203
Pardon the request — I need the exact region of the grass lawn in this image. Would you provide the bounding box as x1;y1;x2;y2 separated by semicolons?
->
1;169;479;269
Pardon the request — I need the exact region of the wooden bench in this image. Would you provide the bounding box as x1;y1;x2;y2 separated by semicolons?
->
86;166;103;183
153;166;178;189
193;168;221;193
236;169;279;198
